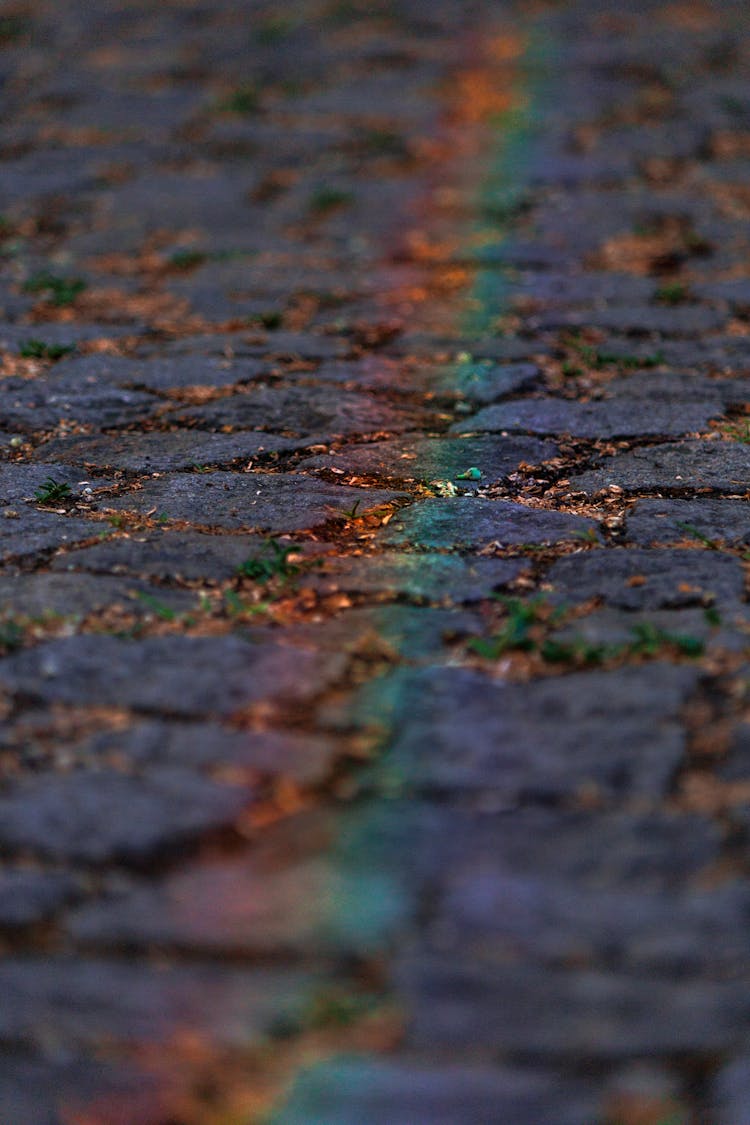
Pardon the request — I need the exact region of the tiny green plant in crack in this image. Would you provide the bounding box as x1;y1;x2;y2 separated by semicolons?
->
23;272;87;306
0;619;23;652
469;598;705;665
309;187;354;214
236;539;299;583
0;16;27;43
655;282;689;305
133;592;177;621
19;338;75;361
628;621;705;658
34;477;72;504
467;596;563;659
250;309;282;330
216;84;261;114
255;17;293;44
571;526;599;544
168;249;206;271
674;521;722;550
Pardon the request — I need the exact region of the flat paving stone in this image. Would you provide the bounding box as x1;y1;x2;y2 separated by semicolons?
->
0;869;79;929
386;664;697;800
0;384;159;433
606;371;741;404
0;573;196;619
0;635;346;716
49;529;271;581
269;1057;600;1125
625;497;750;545
0;509;97;565
0;767;250;864
305;552;524;603
74;721;337;786
0;956;317;1051
451;360;543;404
0;1052;174;1125
712;1058;750;1125
432;867;750;976
300;434;556;483
452;398;721;439
105;473;406;531
0;464;96;502
534;303;726;335
418;804;723;889
174;384;429;435
545;547;745;609
36;430;300;472
380;498;600;549
397;955;750;1059
570;440;750;494
52;352;266;390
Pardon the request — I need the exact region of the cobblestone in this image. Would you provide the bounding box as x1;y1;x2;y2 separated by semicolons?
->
571;440;750;494
386;664;698;800
545;547;745;609
453;396;722;438
300;434;557;483
381;498;600;548
104;472;406;531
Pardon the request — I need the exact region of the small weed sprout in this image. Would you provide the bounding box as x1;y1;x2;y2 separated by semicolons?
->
19;339;74;360
217;85;261;114
133;592;177;621
674;521;721;549
0;619;23;652
468;596;560;659
469;597;704;665
309;187;354;214
23;272;86;306
168;250;206;271
655;282;689;304
237;539;299;583
34;477;72;504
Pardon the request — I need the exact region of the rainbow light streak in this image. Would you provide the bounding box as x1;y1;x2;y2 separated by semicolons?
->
266;22;553;1124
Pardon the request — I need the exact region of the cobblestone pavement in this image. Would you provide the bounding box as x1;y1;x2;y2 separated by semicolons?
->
3;0;750;1121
